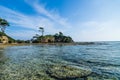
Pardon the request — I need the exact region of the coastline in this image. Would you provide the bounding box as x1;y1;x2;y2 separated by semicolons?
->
0;42;97;48
0;43;30;48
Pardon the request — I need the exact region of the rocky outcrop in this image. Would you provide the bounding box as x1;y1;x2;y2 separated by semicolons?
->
0;36;9;44
41;36;55;43
0;32;15;43
32;32;74;43
46;64;92;79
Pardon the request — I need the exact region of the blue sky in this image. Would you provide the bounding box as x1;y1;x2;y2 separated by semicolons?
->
0;0;120;41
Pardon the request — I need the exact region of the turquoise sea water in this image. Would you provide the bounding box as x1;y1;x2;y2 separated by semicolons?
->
0;42;120;80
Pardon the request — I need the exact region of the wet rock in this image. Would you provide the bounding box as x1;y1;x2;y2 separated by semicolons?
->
47;64;92;79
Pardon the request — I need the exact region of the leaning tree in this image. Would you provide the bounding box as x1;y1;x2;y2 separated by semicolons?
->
39;27;44;36
0;18;9;33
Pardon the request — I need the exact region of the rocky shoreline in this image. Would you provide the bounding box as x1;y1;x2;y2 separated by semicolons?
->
0;42;99;48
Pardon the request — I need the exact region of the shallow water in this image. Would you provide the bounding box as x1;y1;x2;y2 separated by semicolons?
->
0;42;120;80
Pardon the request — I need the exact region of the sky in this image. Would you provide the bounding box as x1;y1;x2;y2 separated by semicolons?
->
0;0;120;41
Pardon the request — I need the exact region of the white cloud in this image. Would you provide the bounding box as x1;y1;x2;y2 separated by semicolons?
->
25;0;71;28
0;5;38;30
0;5;71;40
1;0;120;41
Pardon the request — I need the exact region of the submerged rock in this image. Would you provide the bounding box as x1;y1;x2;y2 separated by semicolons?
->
87;76;119;80
47;64;92;79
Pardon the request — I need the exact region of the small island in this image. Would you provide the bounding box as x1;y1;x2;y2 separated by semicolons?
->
32;32;73;43
0;18;73;45
0;18;96;48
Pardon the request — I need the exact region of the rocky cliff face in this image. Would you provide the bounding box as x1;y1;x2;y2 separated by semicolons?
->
41;36;55;43
0;36;9;44
0;32;15;43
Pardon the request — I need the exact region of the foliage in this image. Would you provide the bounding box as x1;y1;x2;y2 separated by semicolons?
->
39;27;44;36
16;40;25;43
16;40;31;43
54;32;73;43
0;18;14;43
0;18;9;33
0;32;15;43
32;32;73;43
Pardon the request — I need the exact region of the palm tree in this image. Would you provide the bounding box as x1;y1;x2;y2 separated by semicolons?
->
0;18;9;33
39;27;44;36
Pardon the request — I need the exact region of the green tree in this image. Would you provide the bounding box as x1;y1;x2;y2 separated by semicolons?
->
33;34;39;39
59;32;63;37
54;32;73;43
0;18;9;33
39;27;44;36
54;33;59;42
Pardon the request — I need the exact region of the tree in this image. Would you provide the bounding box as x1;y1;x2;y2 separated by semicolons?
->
54;33;59;42
59;32;63;37
39;27;44;36
54;32;73;43
33;34;39;39
0;18;9;33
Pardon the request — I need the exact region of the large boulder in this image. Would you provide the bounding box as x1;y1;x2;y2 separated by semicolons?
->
47;64;92;79
0;32;15;43
0;36;9;44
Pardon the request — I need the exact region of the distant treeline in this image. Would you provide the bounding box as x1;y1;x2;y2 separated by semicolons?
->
32;32;73;43
0;18;74;44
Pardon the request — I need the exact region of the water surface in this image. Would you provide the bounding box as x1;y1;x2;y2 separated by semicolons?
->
0;42;120;80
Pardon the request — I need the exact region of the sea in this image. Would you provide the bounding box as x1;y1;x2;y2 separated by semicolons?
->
0;42;120;80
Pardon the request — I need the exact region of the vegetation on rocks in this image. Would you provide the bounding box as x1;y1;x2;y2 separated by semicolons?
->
0;18;74;44
0;32;15;43
54;32;73;43
32;31;73;43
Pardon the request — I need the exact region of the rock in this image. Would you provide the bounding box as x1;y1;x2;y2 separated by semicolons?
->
87;76;119;80
47;64;92;79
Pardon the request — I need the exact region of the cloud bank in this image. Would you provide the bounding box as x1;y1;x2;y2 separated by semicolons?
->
1;0;120;41
0;0;71;40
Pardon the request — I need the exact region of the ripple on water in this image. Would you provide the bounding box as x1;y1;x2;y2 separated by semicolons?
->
0;43;120;79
